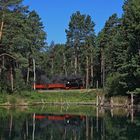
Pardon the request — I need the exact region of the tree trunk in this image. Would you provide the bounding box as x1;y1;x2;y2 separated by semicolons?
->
63;128;67;140
74;130;77;140
26;119;29;138
0;56;4;76
9;114;13;138
2;55;5;68
78;61;81;74
86;116;89;140
0;13;4;41
33;58;36;90
63;52;67;76
96;107;99;132
26;67;30;83
90;53;94;87
50;130;53;140
10;67;14;92
90;118;93;140
86;56;89;89
102;117;105;140
51;58;54;75
70;59;73;73
32;113;36;140
101;47;105;89
0;67;1;76
74;55;78;75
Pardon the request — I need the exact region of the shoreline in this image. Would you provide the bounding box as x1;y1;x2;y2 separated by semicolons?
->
0;89;139;109
0;101;139;110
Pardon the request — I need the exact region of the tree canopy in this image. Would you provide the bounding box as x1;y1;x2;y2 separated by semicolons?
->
0;0;140;95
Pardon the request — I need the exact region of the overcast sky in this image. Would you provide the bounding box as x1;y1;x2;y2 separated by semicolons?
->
23;0;124;45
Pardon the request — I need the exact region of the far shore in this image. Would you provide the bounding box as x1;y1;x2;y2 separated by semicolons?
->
0;89;139;109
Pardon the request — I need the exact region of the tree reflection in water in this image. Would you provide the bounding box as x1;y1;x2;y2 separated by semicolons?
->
0;108;139;140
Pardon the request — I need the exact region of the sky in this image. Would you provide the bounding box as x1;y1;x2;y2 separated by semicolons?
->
23;0;124;45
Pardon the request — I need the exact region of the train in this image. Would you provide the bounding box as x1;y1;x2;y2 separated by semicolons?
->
34;114;85;121
34;114;86;126
34;77;84;90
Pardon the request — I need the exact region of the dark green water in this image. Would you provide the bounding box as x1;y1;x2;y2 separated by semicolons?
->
0;107;140;140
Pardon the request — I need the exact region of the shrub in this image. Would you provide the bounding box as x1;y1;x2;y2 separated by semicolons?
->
106;72;127;97
9;96;17;105
0;69;11;93
14;69;28;93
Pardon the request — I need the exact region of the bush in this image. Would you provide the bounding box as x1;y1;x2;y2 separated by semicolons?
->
106;72;127;97
0;69;11;93
14;69;29;93
135;88;140;94
8;96;17;105
0;68;30;94
111;96;128;105
0;94;7;103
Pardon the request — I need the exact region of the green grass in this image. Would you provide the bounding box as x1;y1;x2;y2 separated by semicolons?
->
0;89;98;105
0;105;97;119
22;90;97;103
111;96;128;106
26;105;98;116
0;94;7;104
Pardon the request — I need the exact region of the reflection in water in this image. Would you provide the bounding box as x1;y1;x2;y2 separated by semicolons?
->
32;114;86;140
0;108;140;140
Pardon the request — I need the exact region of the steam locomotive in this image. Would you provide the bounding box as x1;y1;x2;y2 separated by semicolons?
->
34;76;84;90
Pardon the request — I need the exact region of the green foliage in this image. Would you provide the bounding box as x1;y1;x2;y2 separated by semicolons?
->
20;90;97;104
65;11;96;75
123;0;140;56
97;0;140;95
97;14;123;74
0;0;140;96
8;96;17;105
135;88;140;94
0;0;46;93
106;73;127;96
0;94;7;103
0;69;12;93
14;69;27;92
64;11;98;88
111;96;128;105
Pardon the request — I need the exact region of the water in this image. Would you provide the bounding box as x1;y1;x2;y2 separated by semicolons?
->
0;106;140;140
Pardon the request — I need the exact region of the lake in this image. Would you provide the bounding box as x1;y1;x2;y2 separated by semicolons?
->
0;106;139;140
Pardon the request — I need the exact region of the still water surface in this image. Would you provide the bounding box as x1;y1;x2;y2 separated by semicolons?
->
0;106;140;140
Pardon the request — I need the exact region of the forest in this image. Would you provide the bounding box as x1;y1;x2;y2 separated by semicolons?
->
0;0;140;96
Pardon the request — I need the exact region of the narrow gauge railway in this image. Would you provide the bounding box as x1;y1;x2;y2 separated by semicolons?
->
31;72;84;90
34;81;84;90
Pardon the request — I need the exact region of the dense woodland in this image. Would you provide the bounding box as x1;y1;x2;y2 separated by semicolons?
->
0;0;140;96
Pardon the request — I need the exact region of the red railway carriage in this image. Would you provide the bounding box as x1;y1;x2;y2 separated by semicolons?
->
34;83;83;90
34;83;66;90
33;76;84;90
47;83;66;89
34;114;86;121
34;114;86;127
34;84;47;89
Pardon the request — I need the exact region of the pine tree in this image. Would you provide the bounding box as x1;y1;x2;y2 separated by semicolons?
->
0;1;47;92
66;11;95;88
105;0;140;96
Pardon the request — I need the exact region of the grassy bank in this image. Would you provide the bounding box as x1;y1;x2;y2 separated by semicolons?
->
0;105;129;118
0;105;97;117
26;104;129;116
0;89;98;106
